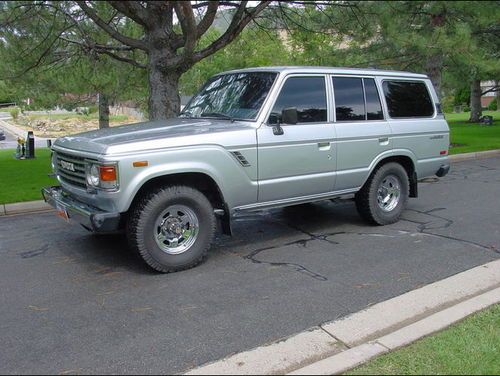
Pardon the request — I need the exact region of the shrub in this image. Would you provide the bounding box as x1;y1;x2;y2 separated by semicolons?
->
488;100;497;111
441;96;454;113
9;108;19;120
463;106;471;112
87;105;98;114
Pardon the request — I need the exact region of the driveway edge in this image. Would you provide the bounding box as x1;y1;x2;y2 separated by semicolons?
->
184;260;500;375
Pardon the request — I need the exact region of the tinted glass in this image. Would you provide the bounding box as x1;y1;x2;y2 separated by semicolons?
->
383;81;434;118
333;77;365;121
364;78;384;120
182;72;277;120
270;77;327;123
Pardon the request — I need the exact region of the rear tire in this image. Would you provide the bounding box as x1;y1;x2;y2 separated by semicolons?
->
355;162;409;225
127;185;216;273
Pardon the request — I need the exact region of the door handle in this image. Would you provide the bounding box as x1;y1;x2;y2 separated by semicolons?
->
318;142;331;150
378;137;389;145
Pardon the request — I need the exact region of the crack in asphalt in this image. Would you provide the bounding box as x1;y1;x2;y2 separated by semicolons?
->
239;202;499;281
402;208;500;254
19;244;49;258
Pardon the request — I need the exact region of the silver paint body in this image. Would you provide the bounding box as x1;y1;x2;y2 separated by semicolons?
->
51;67;450;216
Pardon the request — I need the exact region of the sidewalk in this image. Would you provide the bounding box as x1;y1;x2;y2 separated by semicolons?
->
185;260;500;375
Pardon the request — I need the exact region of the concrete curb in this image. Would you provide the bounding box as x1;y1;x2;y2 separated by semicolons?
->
290;287;500;375
184;260;500;375
0;200;52;216
449;149;500;162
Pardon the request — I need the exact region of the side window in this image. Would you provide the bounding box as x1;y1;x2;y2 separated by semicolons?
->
270;77;327;124
333;77;384;121
364;78;384;120
333;77;365;121
382;81;434;118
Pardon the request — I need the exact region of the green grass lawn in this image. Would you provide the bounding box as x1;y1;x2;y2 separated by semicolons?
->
0;148;56;204
348;304;500;375
448;111;500;155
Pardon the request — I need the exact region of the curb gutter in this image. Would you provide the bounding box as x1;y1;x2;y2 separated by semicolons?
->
0;200;52;216
184;260;500;375
2;149;499;217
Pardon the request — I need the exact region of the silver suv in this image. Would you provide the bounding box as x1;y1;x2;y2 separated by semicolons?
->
43;67;450;273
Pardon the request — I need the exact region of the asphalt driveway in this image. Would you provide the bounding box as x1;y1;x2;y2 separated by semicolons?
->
1;157;499;374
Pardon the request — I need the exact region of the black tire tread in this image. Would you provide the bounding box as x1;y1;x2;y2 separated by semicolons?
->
127;185;216;273
355;162;409;225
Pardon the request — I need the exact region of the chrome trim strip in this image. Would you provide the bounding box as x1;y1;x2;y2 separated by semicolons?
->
233;188;358;212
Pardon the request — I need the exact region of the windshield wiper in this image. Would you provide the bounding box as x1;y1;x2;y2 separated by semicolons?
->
200;112;235;122
179;110;193;118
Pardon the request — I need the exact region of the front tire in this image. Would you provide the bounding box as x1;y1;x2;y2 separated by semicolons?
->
355;162;409;225
127;185;216;273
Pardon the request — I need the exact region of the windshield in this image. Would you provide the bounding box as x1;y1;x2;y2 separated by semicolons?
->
181;72;278;121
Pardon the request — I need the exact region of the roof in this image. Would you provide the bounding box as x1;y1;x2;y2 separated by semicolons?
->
220;66;429;79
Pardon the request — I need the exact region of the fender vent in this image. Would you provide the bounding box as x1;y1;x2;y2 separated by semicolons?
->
231;151;251;167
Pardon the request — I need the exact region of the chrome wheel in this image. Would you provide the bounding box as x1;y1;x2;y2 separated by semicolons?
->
377;175;401;212
154;205;199;255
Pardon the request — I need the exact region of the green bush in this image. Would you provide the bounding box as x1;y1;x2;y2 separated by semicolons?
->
441;96;454;113
463;106;471;112
87;105;98;114
454;86;471;106
488;100;497;111
9;108;19;119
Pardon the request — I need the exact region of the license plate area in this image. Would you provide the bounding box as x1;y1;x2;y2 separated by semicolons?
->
55;202;70;222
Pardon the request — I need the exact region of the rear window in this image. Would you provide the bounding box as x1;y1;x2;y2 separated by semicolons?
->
382;81;434;118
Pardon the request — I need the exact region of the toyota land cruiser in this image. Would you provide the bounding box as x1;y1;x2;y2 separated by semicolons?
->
43;67;450;272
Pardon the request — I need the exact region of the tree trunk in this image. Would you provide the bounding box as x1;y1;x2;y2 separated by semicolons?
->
148;51;181;121
469;79;482;123
98;93;110;129
425;53;443;99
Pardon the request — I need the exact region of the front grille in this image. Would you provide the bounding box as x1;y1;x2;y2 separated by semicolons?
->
55;151;87;188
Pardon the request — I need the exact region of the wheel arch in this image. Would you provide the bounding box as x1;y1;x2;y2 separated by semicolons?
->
127;171;232;235
364;151;418;198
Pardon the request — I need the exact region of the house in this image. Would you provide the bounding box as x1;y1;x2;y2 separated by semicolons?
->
480;80;498;107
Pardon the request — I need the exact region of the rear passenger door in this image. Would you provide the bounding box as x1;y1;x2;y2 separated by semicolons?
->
332;76;392;191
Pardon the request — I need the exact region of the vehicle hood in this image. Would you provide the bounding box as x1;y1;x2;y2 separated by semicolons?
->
53;118;256;155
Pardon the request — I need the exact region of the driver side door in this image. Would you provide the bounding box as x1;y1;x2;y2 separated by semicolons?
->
257;75;337;203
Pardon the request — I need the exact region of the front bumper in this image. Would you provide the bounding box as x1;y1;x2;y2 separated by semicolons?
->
42;186;121;232
436;164;450;177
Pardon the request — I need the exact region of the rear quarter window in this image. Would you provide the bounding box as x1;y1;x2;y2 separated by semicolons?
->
382;81;434;118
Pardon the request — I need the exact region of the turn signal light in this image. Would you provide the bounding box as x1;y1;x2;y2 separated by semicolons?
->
99;166;117;181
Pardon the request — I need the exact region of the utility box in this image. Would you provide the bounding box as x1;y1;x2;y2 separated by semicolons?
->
26;131;35;159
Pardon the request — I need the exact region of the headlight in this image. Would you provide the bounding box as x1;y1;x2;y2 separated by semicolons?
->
86;163;118;190
87;164;100;186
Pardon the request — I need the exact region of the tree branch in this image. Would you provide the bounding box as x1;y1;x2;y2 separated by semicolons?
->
192;1;271;63
174;2;198;55
108;1;149;27
196;1;219;38
75;1;148;51
97;50;147;69
481;86;500;95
